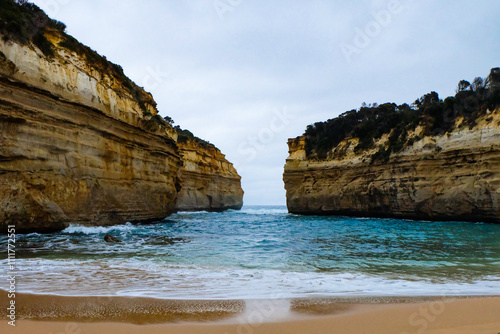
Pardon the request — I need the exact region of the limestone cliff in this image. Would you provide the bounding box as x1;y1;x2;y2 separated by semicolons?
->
284;71;500;223
0;35;183;232
0;2;242;232
175;130;243;212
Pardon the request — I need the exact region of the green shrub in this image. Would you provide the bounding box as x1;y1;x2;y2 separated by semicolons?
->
152;114;166;126
175;126;215;149
32;30;53;57
371;146;391;163
0;0;64;57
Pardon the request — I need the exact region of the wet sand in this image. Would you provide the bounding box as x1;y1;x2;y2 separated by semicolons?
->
1;292;499;333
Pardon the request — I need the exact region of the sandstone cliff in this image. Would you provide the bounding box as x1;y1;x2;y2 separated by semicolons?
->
284;72;500;223
0;33;182;232
0;2;243;232
175;132;243;212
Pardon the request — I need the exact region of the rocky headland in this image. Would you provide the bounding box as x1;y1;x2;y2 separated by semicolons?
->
284;69;500;223
0;1;242;232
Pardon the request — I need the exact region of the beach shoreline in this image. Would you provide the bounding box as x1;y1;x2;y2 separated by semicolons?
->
1;292;499;333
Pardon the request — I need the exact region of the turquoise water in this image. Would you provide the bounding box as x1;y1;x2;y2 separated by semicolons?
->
2;206;500;299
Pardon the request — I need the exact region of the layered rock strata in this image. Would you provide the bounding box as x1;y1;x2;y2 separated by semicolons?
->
0;22;243;232
284;109;500;223
176;139;243;212
0;33;183;232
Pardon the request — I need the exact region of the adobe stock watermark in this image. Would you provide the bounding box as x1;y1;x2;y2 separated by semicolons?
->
224;294;289;334
6;225;16;327
34;0;72;17
141;65;170;92
47;322;81;334
400;289;460;334
233;107;294;172
340;0;407;63
213;0;244;20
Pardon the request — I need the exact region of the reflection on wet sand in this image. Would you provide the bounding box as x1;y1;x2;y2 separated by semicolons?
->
0;292;244;324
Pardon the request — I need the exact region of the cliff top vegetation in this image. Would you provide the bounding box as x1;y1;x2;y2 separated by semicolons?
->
0;0;64;57
304;68;500;162
175;126;216;150
0;0;155;114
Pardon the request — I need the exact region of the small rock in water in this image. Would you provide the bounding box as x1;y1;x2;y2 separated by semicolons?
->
104;234;121;243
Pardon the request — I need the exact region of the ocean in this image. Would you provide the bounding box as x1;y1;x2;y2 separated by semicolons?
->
2;206;500;299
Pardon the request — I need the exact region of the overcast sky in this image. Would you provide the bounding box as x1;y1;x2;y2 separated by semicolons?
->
32;0;500;205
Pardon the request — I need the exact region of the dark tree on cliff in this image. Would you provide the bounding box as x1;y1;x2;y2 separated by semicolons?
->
471;77;485;92
163;116;174;125
456;80;471;93
303;68;500;161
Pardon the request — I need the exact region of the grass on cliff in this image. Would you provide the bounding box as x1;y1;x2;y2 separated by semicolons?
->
0;0;156;114
304;68;500;162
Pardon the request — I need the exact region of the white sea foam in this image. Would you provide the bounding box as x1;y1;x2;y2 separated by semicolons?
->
239;208;289;215
6;208;499;300
2;258;499;300
62;223;135;234
174;208;289;216
175;211;210;215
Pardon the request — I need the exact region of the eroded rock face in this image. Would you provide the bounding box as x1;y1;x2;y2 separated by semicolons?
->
175;139;243;212
284;110;500;223
0;28;185;232
0;27;243;232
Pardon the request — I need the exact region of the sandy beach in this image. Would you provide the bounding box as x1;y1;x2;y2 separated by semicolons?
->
1;293;499;334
